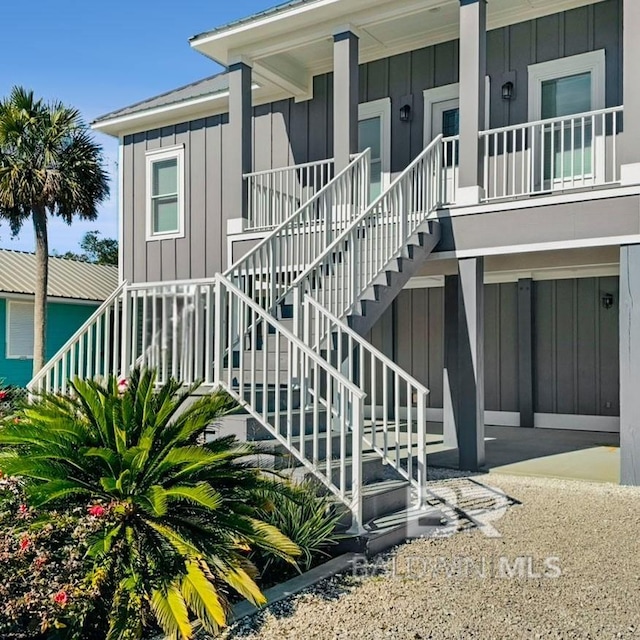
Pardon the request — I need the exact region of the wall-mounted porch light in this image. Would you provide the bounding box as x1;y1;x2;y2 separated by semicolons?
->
501;81;514;101
399;104;412;122
601;293;615;310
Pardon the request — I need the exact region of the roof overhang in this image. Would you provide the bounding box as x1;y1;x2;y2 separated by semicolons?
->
191;0;606;100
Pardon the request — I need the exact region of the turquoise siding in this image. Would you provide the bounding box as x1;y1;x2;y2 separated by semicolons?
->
0;297;98;387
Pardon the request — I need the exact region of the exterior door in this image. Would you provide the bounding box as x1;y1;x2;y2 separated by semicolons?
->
432;98;459;203
358;115;383;200
539;72;595;187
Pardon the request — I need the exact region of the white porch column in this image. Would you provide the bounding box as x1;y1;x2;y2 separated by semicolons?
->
620;0;640;185
457;0;486;205
620;245;640;485
228;61;253;229
333;31;359;172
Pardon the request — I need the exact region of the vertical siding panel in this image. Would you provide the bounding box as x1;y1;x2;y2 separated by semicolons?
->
253;105;273;171
535;14;561;64
308;74;330;162
289;98;309;165
389;52;412;174
427;287;444;408
534;281;554;414
132;132;148;283
122;137;135;282
564;6;590;57
271;100;292;168
411;289;428;386
205;117;223;275
434;40;459;87
395;290;413;374
507;21;533;126
144;130;162;283
500;283;519;412
175;122;191;280
159;126;177;282
410;47;432;155
365;58;389;102
599;275;620;415
555;279;576;414
577;278;597;415
487;28;507;129
484;284;500;411
189;119;206;280
594;0;622;107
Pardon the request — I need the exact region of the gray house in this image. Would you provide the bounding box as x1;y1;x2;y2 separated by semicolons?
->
32;0;640;536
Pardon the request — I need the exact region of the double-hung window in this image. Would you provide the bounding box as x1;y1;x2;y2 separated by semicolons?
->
6;301;34;359
146;146;185;240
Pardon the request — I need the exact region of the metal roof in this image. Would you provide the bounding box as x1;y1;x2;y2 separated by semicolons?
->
92;72;230;124
0;250;119;302
190;0;316;41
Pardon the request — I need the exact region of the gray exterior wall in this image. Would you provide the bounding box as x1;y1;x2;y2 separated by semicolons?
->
367;277;619;418
121;0;623;283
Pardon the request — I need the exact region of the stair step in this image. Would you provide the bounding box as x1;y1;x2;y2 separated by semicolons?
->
336;478;412;524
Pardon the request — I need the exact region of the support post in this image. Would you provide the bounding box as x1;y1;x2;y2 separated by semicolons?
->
457;257;485;470
228;62;253;221
333;31;359;172
443;275;459;448
517;278;534;428
621;0;640;185
457;0;486;205
620;245;640;485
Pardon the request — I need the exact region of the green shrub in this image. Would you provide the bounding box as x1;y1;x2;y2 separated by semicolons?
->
0;369;300;640
253;479;343;579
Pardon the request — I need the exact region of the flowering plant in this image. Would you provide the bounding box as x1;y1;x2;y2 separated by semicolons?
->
0;475;113;639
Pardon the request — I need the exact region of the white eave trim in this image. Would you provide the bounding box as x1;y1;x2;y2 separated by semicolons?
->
92;84;260;137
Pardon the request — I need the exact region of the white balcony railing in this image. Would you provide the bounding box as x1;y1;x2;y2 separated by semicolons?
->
480;106;623;201
244;158;335;231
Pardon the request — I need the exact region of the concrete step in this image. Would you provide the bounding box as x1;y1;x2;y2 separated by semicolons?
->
336;478;412;524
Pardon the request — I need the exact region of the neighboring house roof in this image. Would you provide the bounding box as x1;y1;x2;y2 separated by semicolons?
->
0;250;119;302
93;72;230;124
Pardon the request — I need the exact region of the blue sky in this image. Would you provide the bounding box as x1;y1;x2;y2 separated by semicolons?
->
0;0;277;254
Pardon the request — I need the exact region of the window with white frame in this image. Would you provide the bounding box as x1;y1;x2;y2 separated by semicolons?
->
6;301;34;359
146;146;185;240
358;99;391;199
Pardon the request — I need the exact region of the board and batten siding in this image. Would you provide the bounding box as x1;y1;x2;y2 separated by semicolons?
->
121;0;622;283
367;277;619;420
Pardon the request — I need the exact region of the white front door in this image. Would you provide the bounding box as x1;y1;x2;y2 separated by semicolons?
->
432;98;459;203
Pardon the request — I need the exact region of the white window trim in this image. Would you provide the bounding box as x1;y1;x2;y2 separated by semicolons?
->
527;50;606;121
358;98;391;190
6;300;34;360
423;78;491;145
145;145;185;242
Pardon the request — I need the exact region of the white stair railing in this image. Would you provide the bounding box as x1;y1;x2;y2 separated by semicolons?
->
226;150;370;314
244;158;335;231
28;282;128;395
214;274;367;533
303;295;430;505
289;135;443;321
481;106;623;200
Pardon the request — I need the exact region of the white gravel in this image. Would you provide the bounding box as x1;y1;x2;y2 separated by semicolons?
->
222;473;640;640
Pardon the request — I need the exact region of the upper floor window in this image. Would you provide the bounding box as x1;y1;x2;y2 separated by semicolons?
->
146;146;185;240
6;300;34;359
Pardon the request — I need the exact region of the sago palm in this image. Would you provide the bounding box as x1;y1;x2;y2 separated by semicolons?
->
0;86;110;374
0;369;300;640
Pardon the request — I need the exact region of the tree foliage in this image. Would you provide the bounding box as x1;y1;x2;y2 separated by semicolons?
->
0;86;110;373
59;230;118;266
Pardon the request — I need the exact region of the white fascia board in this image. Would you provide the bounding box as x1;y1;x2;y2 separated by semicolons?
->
92;84;261;137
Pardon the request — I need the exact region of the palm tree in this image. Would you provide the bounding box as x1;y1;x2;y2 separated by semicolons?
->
0;369;300;639
0;87;110;375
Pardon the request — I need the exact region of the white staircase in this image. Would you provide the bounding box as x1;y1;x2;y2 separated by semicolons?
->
29;138;449;538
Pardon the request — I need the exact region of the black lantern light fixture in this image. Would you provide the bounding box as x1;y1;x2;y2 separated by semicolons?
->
501;81;514;101
601;293;614;310
399;103;412;122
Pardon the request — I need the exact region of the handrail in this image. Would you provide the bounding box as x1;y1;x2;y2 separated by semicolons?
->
214;275;364;400
303;295;429;504
288;136;442;295
224;148;371;314
481;105;623;136
28;281;128;392
243;157;334;179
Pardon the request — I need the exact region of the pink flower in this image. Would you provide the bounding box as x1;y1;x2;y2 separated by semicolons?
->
53;590;68;607
0;390;7;401
18;504;28;515
88;504;106;517
117;378;128;393
34;555;47;569
19;535;30;551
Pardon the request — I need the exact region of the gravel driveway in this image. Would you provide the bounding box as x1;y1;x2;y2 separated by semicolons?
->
222;473;640;640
